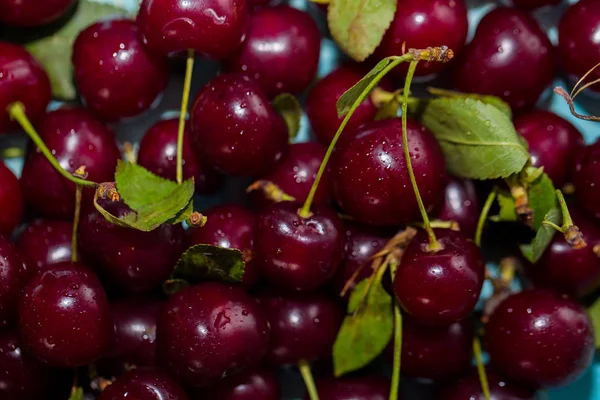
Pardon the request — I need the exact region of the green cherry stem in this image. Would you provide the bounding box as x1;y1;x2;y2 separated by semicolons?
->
176;49;195;185
543;189;587;249
72;185;82;262
298;359;320;400
473;336;491;400
475;189;497;247
389;261;402;400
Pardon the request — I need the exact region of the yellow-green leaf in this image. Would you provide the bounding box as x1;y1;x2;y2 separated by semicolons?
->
272;93;302;140
520;208;560;263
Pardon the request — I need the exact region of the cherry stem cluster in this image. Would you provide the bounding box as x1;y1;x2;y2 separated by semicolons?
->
176;49;195;185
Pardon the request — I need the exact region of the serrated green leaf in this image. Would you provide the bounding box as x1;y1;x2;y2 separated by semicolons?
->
272;93;302;140
587;299;600;348
68;387;84;400
490;191;518;222
162;278;190;296
328;0;396;62
25;0;130;100
333;278;393;376
528;171;557;231
421;98;529;180
520;208;560;263
427;88;513;119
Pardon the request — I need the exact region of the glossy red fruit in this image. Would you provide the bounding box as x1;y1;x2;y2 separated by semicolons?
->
393;229;485;326
98;368;188;400
439;368;536;400
514;110;584;187
0;163;22;236
18;262;113;367
0;0;75;26
373;0;468;77
305;65;378;145
137;118;222;194
224;5;321;97
72;19;169;121
190;73;288;176
331;118;446;227
574;140;600;219
16;219;73;274
309;376;390;400
137;0;248;59
506;0;561;9
0;42;51;134
20;107;120;219
254;202;344;291
202;369;281;400
453;7;555;112
486;288;595;388
436;178;480;237
0;237;28;327
157;282;270;387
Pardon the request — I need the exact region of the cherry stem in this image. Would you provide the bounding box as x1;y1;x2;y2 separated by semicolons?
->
475;189;497;247
556;190;573;230
8;102;97;188
389;262;402;400
298;359;320;400
176;49;195;185
473;336;491;400
72;186;82;263
554;87;600;122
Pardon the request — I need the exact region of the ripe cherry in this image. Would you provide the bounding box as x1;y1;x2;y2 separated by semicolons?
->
439;368;536;400
18;262;113;367
224;5;321;98
202;368;281;400
393;229;485;326
190;73;288;176
485;288;595;388
0;236;28;327
574;140;600;219
98;368;188;400
72;19;169;121
506;0;561;9
16;219;74;273
309;376;390;400
331;118;446;227
0;0;75;27
452;7;555;112
0;42;51;134
157;282;270;387
436;178;480;237
0;162;22;236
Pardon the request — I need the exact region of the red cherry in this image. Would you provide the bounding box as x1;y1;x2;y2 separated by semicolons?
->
507;0;561;9
439;367;537;400
573;140;600;219
202;368;281;400
436;178;480;237
0;236;28;327
16;219;73;274
308;376;390;400
0;0;75;26
0;163;22;236
98;368;188;400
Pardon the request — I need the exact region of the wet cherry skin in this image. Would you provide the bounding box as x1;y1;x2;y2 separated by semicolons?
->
72;19;169;121
308;376;390;400
0;0;75;27
573;140;600;219
98;368;189;400
0;236;29;327
0;163;23;236
0;41;51;134
439;368;537;400
16;219;73;274
202;368;281;400
436;178;480;237
485;288;595;388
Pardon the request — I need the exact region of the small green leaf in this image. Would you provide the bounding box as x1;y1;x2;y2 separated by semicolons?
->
272;93;302;140
162;279;190;296
427;88;512;119
527;171;557;231
421;98;529;180
328;0;396;62
333;278;393;376
68;387;84;400
170;244;246;287
520;208;560;263
490;191;518;222
587;299;600;348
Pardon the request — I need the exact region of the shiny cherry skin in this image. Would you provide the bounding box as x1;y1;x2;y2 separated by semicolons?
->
190;73;288;176
157;282;270;387
453;8;555;112
16;219;73;274
18;262;113;367
254;202;345;291
373;0;468;78
436;178;480;237
507;0;561;9
98;368;188;400
514;110;584;187
137;0;248;59
0;163;22;236
306;65;378;145
224;5;321;98
0;0;75;26
486;288;595;388
308;376;390;400
573;140;600;219
202;368;281;400
0;42;51;134
439;368;536;400
137;118;222;194
258;290;343;365
331;118;446;227
393;229;485;326
0;237;28;327
72;19;169;121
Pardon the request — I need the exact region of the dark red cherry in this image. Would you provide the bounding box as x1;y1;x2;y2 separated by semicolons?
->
16;219;73;274
72;19;169;121
436;178;480;237
202;368;281;400
514;110;584;187
308;376;390;400
0;0;75;26
393;229;485;326
258;290;343;365
98;368;188;400
506;0;561;9
305;65;378;145
439;368;537;400
373;0;468;77
0;41;51;134
486;288;595;388
18;262;113;367
137;0;248;59
0;236;28;327
331;118;446;227
137;118;222;194
190;73;288;176
453;7;555;112
573;140;600;219
157;282;270;387
254;202;344;291
224;5;321;98
0;163;22;236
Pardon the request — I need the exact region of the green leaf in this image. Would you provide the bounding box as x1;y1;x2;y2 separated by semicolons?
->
68;387;84;400
421;98;529;180
272;93;302;140
427;88;513;119
587;299;600;348
162;278;190;296
26;0;130;99
490;191;518;222
333;278;393;376
528;171;557;231
520;208;560;263
328;0;396;62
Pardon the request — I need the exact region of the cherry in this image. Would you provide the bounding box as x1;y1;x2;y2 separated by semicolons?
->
0;42;51;134
258;290;343;365
189;73;288;176
0;236;28;327
514;110;584;188
331;118;446;227
309;376;390;400
393;229;485;326
506;0;561;9
436;178;480;237
72;19;169;121
18;262;113;367
0;0;75;27
137;0;248;59
98;368;188;400
202;368;281;400
305;65;378;145
157;282;270;387
573;140;600;219
137;118;222;195
16;219;73;274
223;5;321;98
439;368;537;400
485;288;595;388
452;7;555;112
254;202;344;291
0;162;22;236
